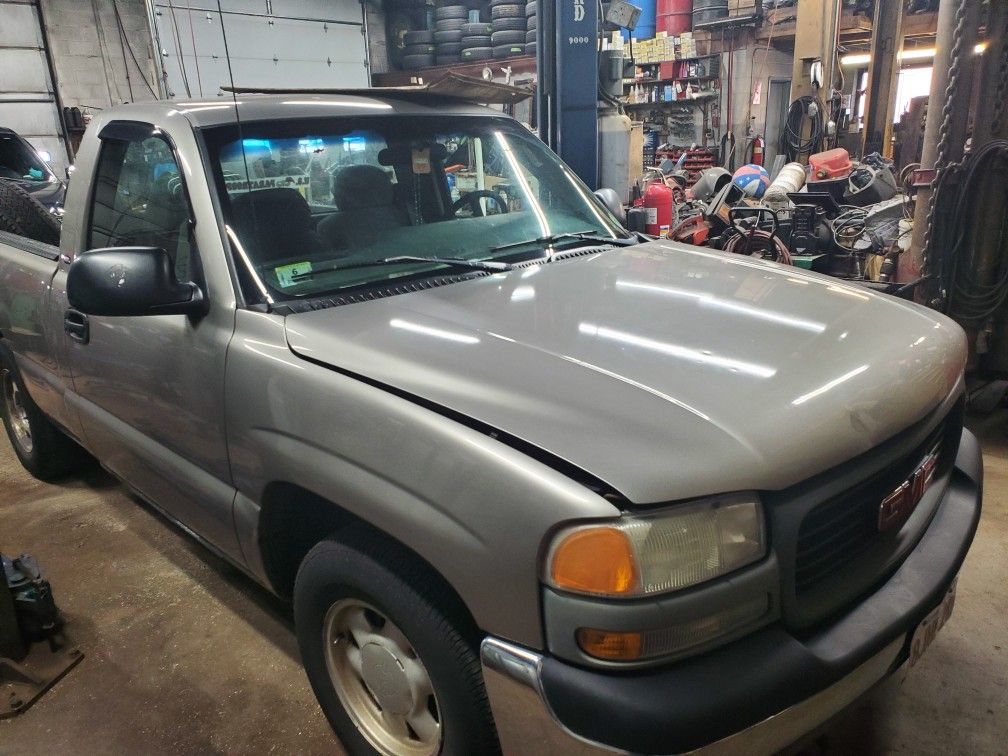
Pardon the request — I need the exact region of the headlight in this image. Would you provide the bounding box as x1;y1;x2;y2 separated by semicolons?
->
545;493;766;599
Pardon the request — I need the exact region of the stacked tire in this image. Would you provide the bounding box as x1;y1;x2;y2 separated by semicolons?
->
402;30;435;70
459;20;493;63
433;5;467;65
490;0;526;60
525;2;537;58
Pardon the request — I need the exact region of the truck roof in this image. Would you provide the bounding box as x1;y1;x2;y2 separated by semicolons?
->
103;92;499;129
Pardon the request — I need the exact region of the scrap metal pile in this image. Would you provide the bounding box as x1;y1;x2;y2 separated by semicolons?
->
627;147;912;290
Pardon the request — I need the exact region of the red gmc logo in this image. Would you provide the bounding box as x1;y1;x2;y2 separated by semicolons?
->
878;444;941;532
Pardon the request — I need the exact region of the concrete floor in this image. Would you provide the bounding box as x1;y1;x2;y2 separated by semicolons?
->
0;416;1006;755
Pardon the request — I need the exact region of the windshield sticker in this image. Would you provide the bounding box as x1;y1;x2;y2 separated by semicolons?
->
412;148;432;175
275;261;312;288
226;175;310;195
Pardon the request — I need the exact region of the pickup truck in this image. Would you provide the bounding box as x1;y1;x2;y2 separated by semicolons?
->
0;93;982;756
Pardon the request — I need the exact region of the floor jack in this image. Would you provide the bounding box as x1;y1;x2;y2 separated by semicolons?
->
1;553;82;717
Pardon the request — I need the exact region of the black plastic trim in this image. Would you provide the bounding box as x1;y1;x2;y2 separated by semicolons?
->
538;430;982;754
0;230;59;261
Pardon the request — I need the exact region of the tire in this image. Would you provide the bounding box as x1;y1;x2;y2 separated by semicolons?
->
461;22;492;35
493;43;525;58
433;29;463;43
434;4;468;20
403;43;436;56
490;17;526;31
491;29;526;45
489;0;517;6
0;348;89;481
525;42;536;56
460;35;491;48
491;4;524;19
526;29;536;42
434;17;465;32
294;528;500;756
437;41;463;55
401;53;435;69
527;13;537;30
0;180;61;246
460;46;493;61
436;54;460;65
403;30;435;45
525;1;536;15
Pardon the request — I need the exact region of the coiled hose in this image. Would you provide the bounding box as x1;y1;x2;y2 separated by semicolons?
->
780;96;826;162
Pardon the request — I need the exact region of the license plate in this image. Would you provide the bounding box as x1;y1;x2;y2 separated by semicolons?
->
909;580;957;667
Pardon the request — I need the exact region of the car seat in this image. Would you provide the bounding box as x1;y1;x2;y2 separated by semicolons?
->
319;165;409;248
230;187;324;265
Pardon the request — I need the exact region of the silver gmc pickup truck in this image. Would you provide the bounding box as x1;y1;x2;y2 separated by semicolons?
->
0;93;982;755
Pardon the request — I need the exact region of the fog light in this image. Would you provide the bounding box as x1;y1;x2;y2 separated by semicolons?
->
576;595;769;662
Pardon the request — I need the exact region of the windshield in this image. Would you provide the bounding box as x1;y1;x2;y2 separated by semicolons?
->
203;115;627;303
0;132;52;183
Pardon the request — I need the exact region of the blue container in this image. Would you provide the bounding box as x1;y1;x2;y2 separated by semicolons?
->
622;0;656;41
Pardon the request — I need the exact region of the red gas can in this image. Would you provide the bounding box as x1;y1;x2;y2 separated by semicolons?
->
808;148;853;180
643;180;673;236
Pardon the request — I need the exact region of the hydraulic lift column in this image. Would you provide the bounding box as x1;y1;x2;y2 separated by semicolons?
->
537;0;600;189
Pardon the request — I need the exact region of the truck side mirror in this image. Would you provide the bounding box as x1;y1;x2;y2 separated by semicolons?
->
67;247;206;317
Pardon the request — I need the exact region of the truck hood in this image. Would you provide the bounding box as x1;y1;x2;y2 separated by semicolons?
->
284;240;966;503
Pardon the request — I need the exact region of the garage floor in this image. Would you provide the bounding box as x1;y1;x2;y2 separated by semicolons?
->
0;416;1005;754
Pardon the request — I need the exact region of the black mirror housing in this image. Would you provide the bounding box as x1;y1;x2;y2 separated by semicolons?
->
67;247;205;317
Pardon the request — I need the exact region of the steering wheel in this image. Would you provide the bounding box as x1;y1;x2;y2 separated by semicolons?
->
451;190;508;217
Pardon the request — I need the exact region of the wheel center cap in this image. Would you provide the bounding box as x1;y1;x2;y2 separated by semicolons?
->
360;642;412;715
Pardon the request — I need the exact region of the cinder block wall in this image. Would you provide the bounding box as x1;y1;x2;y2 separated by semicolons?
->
41;0;159;112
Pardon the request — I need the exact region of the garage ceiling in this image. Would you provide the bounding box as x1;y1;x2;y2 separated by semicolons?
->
152;0;370;99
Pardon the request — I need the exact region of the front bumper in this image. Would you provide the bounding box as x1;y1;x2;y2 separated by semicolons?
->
480;429;983;755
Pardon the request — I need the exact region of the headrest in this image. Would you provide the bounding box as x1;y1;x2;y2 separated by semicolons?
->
332;165;395;210
231;187;312;227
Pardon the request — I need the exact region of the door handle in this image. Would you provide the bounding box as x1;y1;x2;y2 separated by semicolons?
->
64;309;90;344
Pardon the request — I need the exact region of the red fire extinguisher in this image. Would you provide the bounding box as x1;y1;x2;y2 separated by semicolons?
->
750;135;765;166
643;180;673;236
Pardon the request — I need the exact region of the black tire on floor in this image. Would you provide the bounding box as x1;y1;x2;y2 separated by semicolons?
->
0;180;61;246
434;29;464;43
460;35;491;48
294;527;501;756
491;4;524;19
402;53;436;69
490;29;526;45
490;17;526;31
461;46;493;61
461;22;492;36
403;30;435;45
493;43;525;58
403;43;436;56
0;346;89;481
434;4;468;20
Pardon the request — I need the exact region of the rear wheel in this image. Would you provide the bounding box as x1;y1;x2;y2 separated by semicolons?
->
294;528;500;756
0;352;88;481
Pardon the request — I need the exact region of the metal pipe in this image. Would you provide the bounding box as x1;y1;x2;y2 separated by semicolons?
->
901;0;980;286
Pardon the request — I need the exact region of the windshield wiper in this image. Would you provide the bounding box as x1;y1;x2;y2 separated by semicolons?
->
490;231;633;254
292;255;512;282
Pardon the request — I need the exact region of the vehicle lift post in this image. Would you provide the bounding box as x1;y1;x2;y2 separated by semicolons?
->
536;0;600;190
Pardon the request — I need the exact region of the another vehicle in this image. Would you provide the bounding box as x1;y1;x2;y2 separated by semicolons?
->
0;94;981;755
0;127;66;215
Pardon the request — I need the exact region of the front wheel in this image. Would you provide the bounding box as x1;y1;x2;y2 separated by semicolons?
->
294;527;500;756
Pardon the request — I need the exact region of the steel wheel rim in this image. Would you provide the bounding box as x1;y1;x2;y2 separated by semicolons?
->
323;598;442;756
1;369;32;454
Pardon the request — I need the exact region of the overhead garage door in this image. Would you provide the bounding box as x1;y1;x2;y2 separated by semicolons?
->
0;0;68;173
152;0;370;98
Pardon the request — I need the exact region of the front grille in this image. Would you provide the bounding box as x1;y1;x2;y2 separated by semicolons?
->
794;418;952;592
770;395;965;630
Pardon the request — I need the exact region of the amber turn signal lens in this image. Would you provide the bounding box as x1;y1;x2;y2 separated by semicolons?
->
576;628;644;661
549;527;639;596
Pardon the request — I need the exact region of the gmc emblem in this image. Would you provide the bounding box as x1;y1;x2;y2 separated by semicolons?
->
878;444;941;532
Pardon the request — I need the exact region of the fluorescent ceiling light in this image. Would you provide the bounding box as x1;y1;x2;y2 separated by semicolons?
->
841;43;987;67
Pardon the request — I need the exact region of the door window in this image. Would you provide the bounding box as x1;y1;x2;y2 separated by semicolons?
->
88;131;193;281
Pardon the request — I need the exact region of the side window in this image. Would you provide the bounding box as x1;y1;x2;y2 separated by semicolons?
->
88;133;193;281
